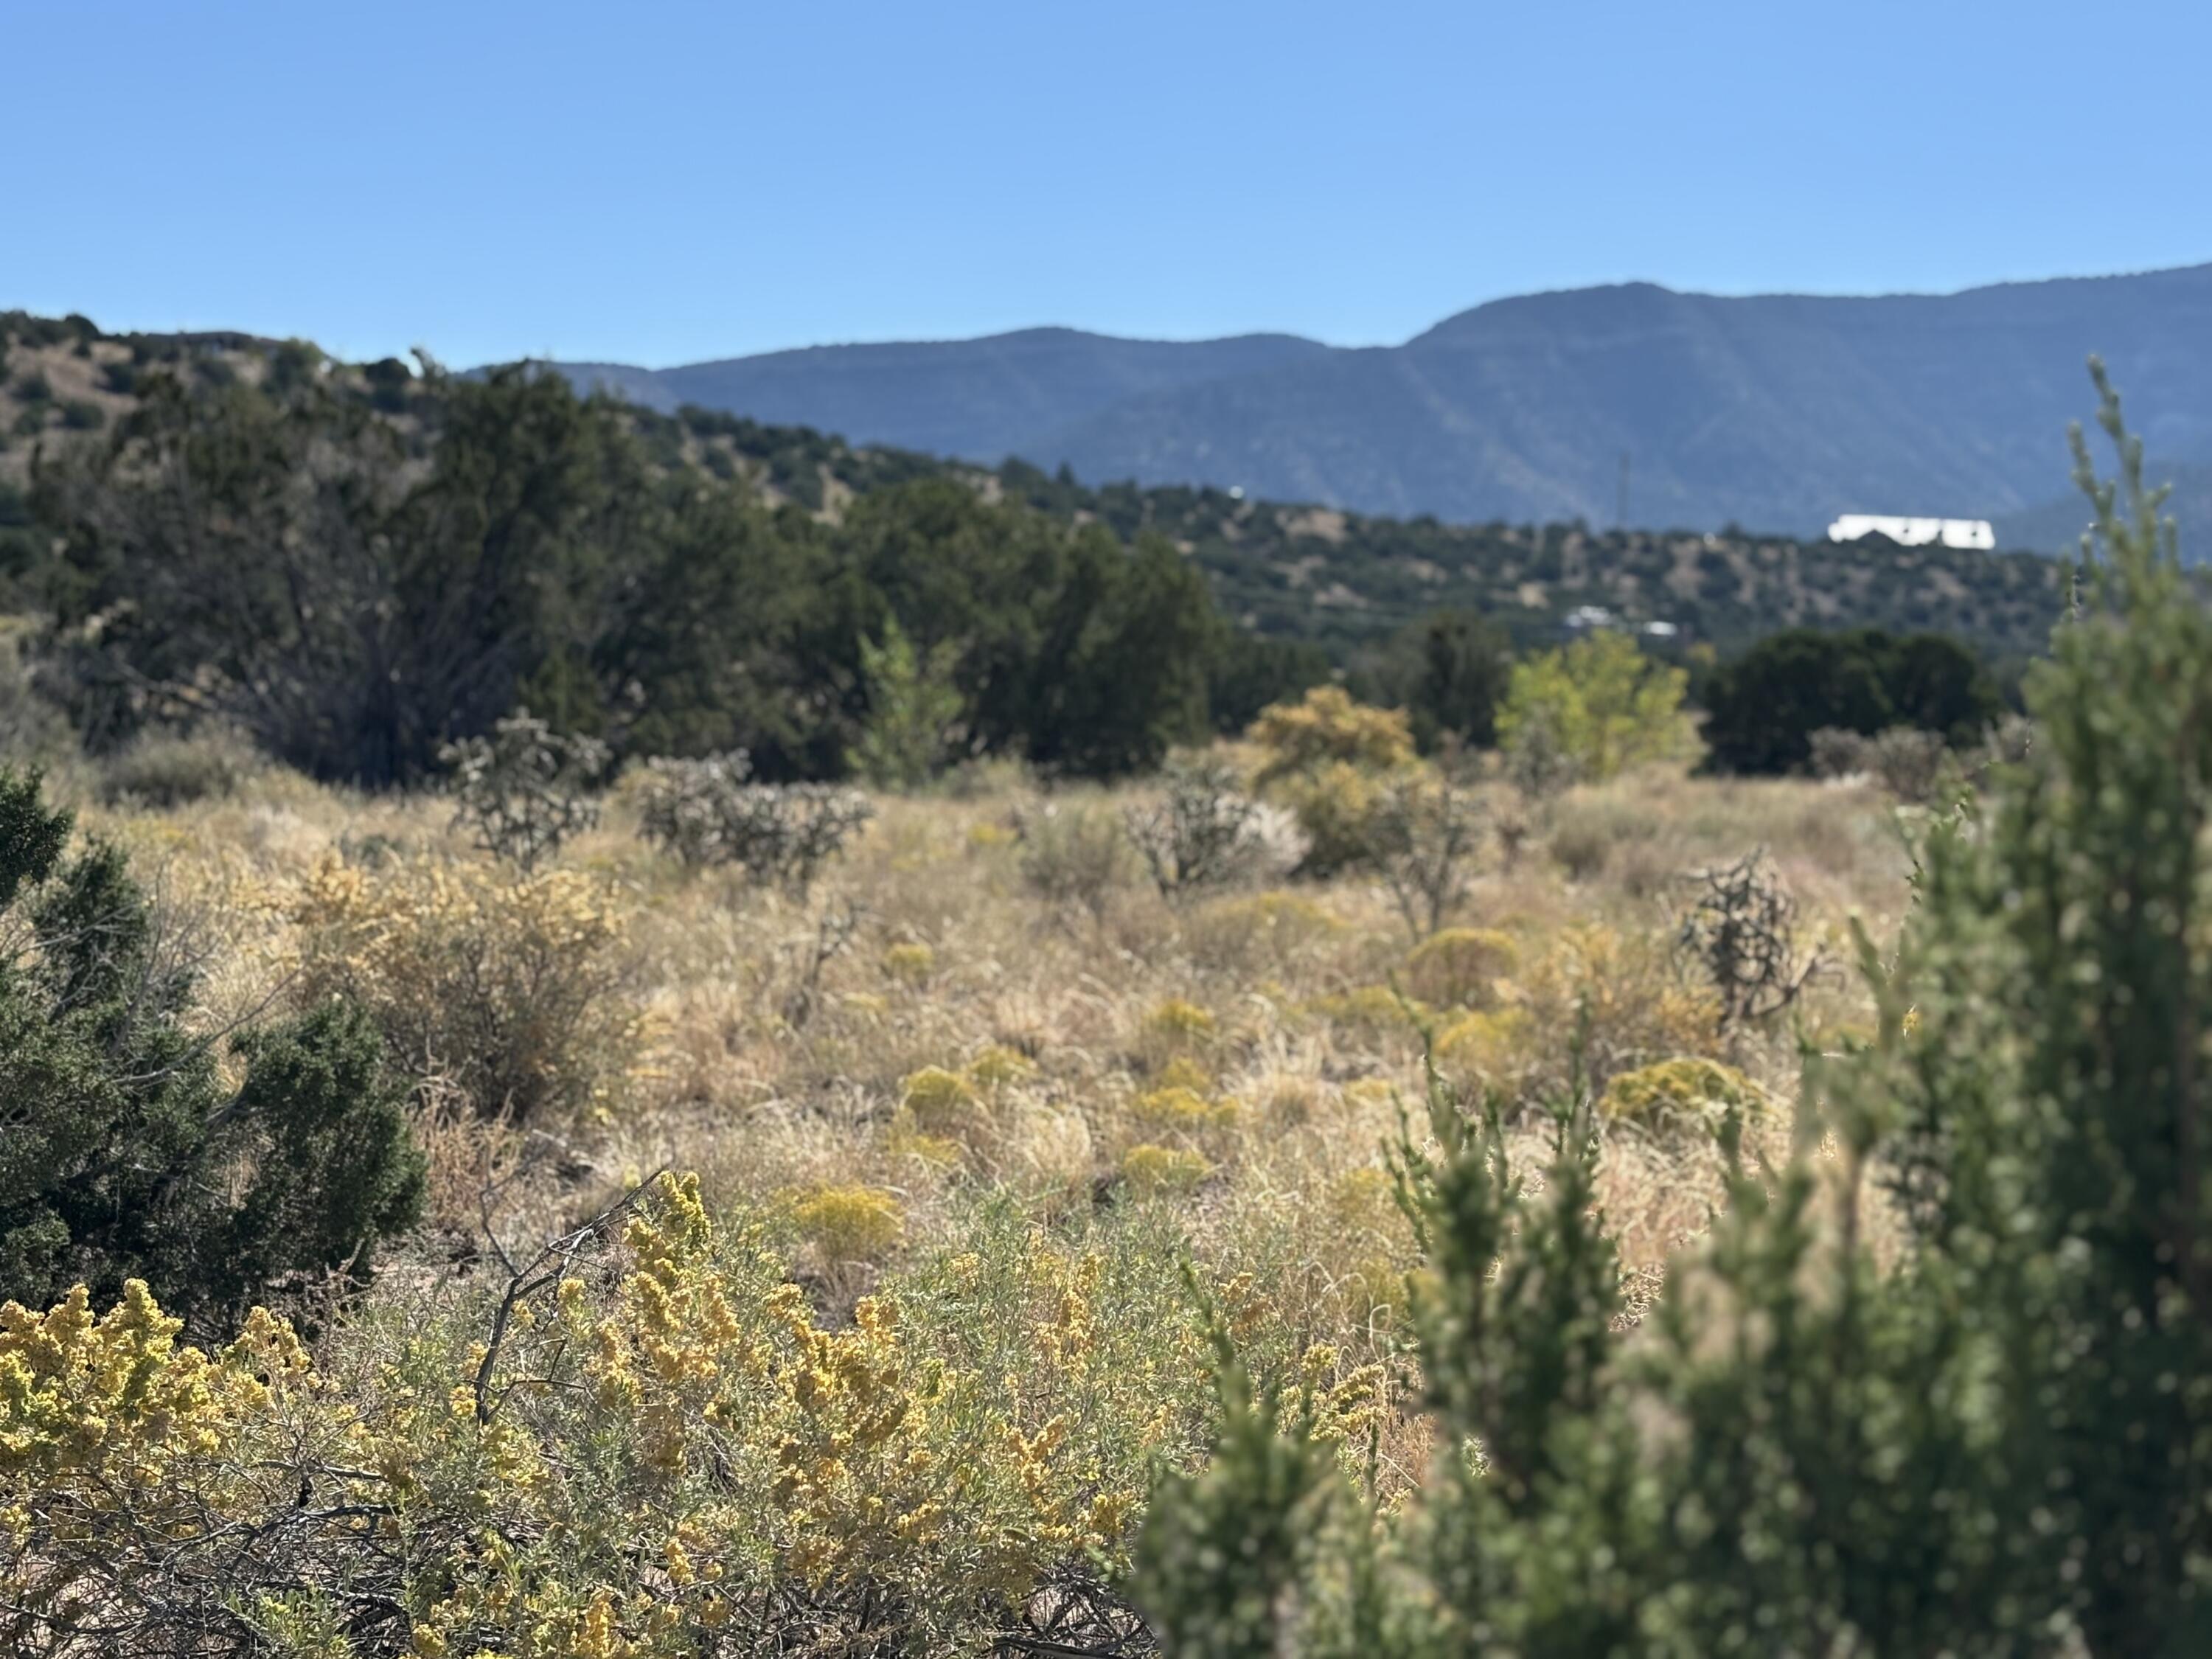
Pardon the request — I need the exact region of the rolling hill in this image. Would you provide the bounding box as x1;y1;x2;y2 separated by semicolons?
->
0;309;2076;663
541;265;2212;540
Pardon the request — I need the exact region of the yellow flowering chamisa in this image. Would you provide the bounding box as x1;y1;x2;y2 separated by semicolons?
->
1;1174;1222;1655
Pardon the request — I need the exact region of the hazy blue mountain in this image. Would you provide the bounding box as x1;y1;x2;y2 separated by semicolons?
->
534;265;2212;538
556;327;1332;467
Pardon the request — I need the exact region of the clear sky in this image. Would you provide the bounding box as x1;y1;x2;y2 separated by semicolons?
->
12;0;2210;368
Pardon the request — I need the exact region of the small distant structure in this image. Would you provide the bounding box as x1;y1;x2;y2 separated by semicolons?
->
1827;513;1995;552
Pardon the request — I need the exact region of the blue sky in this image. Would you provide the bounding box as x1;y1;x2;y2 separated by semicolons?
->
12;0;2210;367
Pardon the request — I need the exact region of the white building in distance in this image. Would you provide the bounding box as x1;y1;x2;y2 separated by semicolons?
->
1827;514;1996;551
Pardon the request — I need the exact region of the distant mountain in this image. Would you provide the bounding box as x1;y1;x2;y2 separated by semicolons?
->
555;327;1332;471
536;265;2212;538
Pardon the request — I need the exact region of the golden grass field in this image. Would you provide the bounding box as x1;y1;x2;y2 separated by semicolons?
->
100;745;1907;1335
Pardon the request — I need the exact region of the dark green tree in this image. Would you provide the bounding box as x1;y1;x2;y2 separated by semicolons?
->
1702;625;2001;774
0;770;422;1330
1208;632;1332;736
1700;627;1897;773
1022;530;1220;777
1352;608;1514;751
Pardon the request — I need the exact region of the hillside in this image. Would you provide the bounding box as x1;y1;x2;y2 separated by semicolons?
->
541;265;2212;539
1;310;2066;662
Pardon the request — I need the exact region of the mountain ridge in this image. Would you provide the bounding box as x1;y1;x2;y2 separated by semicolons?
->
532;264;2212;541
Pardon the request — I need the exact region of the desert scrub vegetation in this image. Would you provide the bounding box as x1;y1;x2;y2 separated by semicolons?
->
0;692;1914;1652
0;712;1903;1652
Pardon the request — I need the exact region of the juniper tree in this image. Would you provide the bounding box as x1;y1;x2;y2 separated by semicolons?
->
0;769;422;1331
1138;366;2212;1657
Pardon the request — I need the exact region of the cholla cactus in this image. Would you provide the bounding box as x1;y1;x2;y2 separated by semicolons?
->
636;751;874;892
1673;848;1826;1029
440;709;608;872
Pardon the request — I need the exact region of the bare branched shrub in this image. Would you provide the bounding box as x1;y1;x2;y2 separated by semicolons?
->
781;900;866;1029
1500;700;1582;801
1014;800;1138;923
1368;772;1485;940
1124;754;1305;898
1864;727;1955;804
96;725;264;808
290;853;644;1122
1976;712;2037;771
1806;726;1872;781
636;751;873;892
1673;849;1829;1029
1809;725;1959;806
441;709;608;872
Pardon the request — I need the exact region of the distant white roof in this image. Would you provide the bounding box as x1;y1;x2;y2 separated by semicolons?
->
1828;514;1995;551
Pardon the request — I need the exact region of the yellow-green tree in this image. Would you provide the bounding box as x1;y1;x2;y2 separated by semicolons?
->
1496;630;1688;785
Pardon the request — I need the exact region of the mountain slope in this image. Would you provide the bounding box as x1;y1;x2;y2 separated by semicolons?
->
557;327;1332;468
539;265;2212;538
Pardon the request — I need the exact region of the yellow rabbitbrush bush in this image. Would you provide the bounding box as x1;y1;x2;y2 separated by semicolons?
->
1247;687;1419;877
1246;686;1415;785
0;1283;356;1652
1599;1056;1770;1138
787;1183;905;1266
1;1176;1227;1657
894;1050;1043;1175
1400;926;1517;1009
1121;1144;1214;1195
290;852;647;1122
881;940;936;985
1508;923;1722;1102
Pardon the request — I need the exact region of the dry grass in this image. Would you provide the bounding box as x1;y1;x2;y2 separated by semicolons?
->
76;751;1910;1369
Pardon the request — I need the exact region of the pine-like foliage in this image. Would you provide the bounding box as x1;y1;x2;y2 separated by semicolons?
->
1138;364;2212;1655
0;770;422;1330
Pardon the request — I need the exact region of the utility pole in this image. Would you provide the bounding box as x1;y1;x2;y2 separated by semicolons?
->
1618;451;1632;531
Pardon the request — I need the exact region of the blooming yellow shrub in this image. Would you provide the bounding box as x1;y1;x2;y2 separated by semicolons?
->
1275;760;1391;877
1120;1144;1214;1195
1435;1006;1534;1082
1599;1056;1769;1136
881;940;936;984
1152;1054;1214;1093
1141;997;1217;1057
290;852;645;1121
0;1282;348;1651
1;1174;1232;1655
788;1184;906;1265
1245;687;1419;876
1247;686;1415;785
967;1043;1038;1091
901;1064;979;1129
1401;926;1517;1009
1513;924;1722;1098
1130;1085;1241;1137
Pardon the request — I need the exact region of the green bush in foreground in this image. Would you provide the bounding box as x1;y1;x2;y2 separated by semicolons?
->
1138;363;2212;1655
0;768;422;1330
